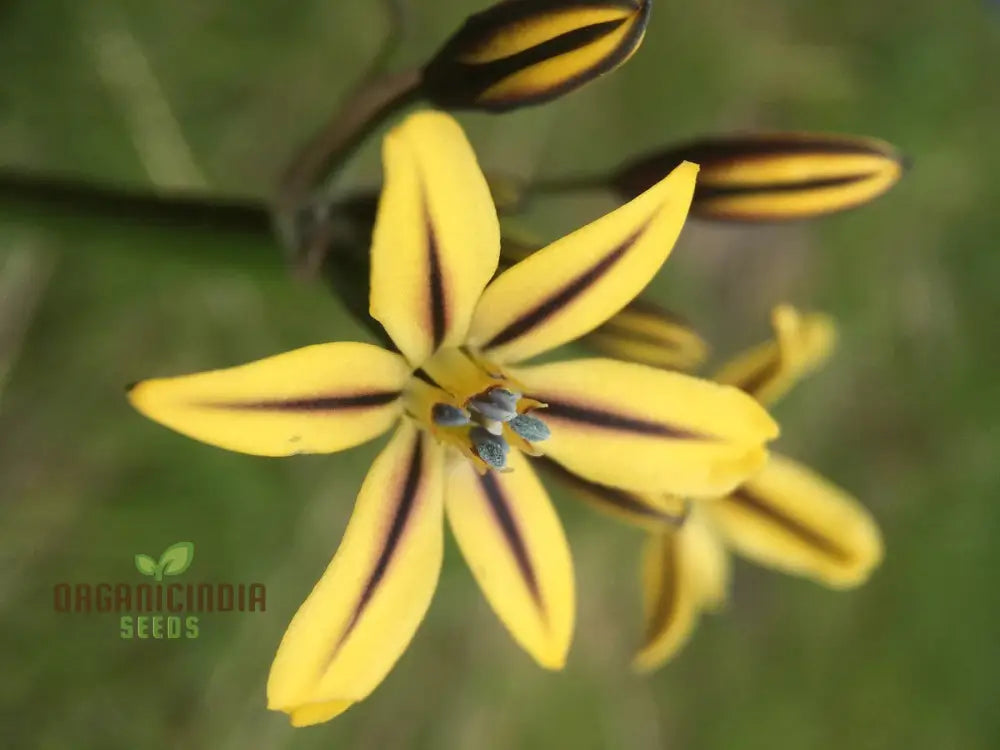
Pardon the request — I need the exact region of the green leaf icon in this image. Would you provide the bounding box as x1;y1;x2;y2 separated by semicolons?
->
158;541;194;579
135;554;158;577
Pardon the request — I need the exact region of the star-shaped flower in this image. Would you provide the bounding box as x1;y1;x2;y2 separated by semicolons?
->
127;111;778;725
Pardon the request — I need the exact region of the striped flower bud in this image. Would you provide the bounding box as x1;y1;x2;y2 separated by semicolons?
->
581;299;708;372
422;0;651;112
614;132;907;222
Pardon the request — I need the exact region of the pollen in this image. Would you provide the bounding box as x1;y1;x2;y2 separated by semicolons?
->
428;382;552;472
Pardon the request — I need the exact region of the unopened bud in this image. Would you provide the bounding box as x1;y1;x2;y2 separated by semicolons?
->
614;132;907;222
422;0;651;112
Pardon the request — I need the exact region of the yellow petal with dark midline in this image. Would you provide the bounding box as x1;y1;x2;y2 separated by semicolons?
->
582;298;709;372
370;111;500;367
533;455;689;532
633;511;729;671
713;305;836;406
511;358;779;497
127;342;408;456
445;449;574;669
267;423;444;726
467;162;698;364
707;453;883;588
614;132;906;222
422;0;650;112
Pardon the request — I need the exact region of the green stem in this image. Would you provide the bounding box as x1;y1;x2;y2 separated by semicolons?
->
0;169;280;270
526;172;611;197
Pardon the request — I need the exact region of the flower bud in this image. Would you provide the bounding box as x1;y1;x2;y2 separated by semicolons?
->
422;0;651;112
582;299;708;371
614;132;906;221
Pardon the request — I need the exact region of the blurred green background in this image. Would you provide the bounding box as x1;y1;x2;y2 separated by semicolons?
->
1;0;998;748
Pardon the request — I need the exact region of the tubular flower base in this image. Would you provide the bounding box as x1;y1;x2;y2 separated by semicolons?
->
127;111;778;724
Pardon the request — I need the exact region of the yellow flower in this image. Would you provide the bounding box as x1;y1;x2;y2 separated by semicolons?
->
127;111;778;725
544;305;883;670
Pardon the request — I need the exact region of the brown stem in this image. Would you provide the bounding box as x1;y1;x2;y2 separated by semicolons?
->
274;68;422;219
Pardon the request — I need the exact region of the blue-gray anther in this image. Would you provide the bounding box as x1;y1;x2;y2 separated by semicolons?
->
509;413;551;442
432;403;470;427
470;425;510;469
468;387;521;422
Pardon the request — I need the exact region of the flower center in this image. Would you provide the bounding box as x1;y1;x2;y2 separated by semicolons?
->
405;348;550;471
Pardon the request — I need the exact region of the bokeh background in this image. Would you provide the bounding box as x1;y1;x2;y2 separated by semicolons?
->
1;1;998;748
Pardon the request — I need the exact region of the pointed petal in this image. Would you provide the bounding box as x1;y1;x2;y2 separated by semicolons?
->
267;423;444;723
708;453;883;588
713;305;836;406
127;343;408;456
289;700;353;727
370;111;500;366
512;358;779;497
533;455;689;531
445;450;574;669
633;511;729;671
581;299;709;372
467;161;698;363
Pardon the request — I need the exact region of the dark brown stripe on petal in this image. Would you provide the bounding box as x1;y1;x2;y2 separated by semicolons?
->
728;486;851;563
534;456;687;525
594;321;685;349
621;298;696;328
331;433;426;657
206;391;401;411
539;398;710;440
478;470;544;612
424;0;649;112
615;135;899;199
643;534;678;644
413;368;442;389
424;203;448;350
484;226;644;351
730;358;780;399
696;173;874;200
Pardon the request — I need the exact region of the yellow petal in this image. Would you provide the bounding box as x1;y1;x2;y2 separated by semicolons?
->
511;358;779;497
633;510;728;671
289;700;353;727
683;506;732;612
713;304;836;406
467;161;698;364
370;111;500;366
533;455;689;531
267;423;444;722
423;0;651;112
445;450;574;669
581;299;709;372
127;342;408;456
708;453;883;588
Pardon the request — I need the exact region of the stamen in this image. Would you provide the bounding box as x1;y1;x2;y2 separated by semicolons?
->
482;418;504;436
467;387;522;422
432;403;471;427
470;425;509;469
509;413;551;442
